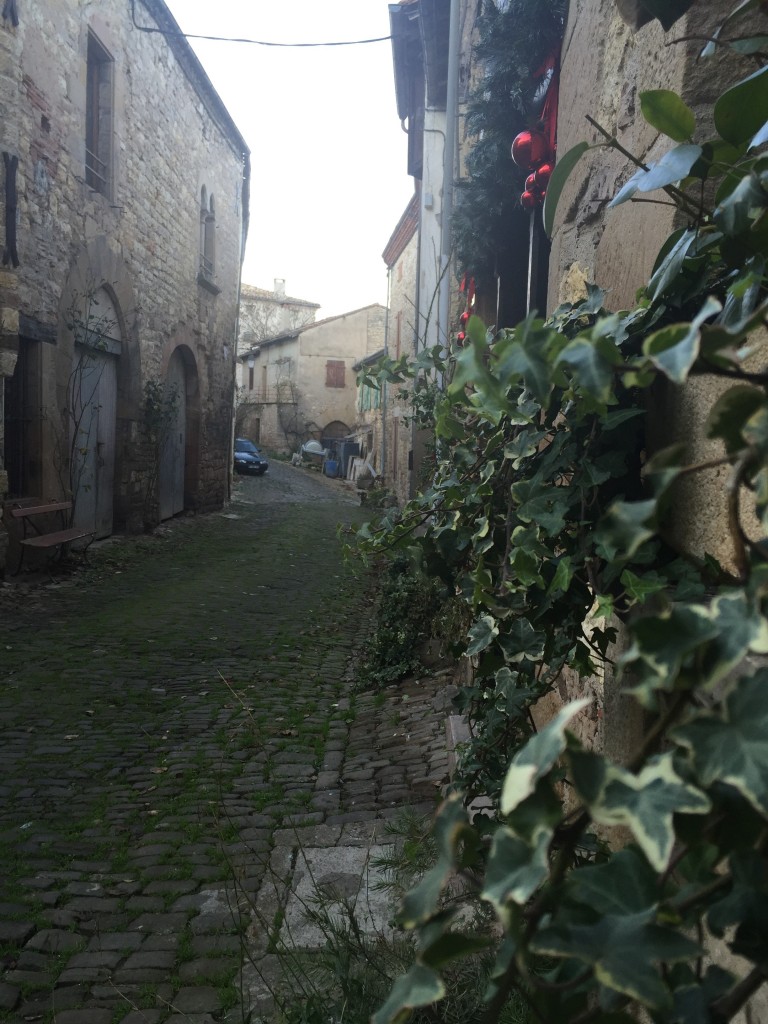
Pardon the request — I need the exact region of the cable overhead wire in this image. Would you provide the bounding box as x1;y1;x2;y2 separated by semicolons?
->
130;1;390;47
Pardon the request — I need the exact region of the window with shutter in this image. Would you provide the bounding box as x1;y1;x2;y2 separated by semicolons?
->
325;360;345;388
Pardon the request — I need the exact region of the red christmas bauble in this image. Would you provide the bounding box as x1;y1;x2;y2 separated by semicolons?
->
460;310;470;325
525;172;539;193
457;331;466;344
535;163;554;189
511;131;548;171
520;189;539;211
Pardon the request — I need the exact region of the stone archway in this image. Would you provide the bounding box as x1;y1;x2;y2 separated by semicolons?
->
158;343;200;521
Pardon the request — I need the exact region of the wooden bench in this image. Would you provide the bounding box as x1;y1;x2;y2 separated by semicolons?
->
9;500;94;574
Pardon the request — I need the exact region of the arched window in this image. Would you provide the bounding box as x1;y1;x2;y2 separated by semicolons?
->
199;188;215;281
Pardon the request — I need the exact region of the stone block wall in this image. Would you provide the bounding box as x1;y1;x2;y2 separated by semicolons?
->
0;0;249;569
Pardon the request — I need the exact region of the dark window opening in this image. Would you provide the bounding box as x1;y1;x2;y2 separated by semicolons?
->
85;31;113;195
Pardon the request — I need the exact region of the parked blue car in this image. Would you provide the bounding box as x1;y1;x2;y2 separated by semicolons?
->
234;438;269;476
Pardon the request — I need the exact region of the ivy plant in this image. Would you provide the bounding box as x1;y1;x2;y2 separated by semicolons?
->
352;7;768;1023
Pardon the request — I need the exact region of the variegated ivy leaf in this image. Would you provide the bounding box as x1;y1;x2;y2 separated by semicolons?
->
466;614;498;657
372;963;446;1024
531;909;700;1010
482;824;552;920
582;752;711;871
501;699;589;815
699;591;768;690
673;669;768;818
399;793;470;928
564;847;658;916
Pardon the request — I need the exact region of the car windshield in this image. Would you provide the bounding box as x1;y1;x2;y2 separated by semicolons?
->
235;439;259;454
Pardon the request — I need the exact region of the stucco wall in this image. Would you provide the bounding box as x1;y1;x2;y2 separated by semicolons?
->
0;0;247;554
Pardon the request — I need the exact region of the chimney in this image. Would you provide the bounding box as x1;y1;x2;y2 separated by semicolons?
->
274;278;286;299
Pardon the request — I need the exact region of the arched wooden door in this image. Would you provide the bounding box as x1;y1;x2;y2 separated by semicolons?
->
71;288;120;540
159;349;187;520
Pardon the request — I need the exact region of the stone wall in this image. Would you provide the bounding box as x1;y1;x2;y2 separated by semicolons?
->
0;0;249;567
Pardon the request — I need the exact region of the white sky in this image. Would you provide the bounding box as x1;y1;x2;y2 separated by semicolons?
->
162;1;414;319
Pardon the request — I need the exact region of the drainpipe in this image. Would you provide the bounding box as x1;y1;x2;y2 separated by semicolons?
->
436;0;461;372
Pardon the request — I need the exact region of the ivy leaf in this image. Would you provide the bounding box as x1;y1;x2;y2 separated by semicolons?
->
584;753;711;871
640;90;696;142
700;591;768;689
701;0;762;56
620;569;667;604
707;385;764;452
713;174;768;236
495;329;555;406
595;499;657;561
750;119;768;150
482;824;552;915
500;699;589;815
646;228;696;301
549;556;573;596
497;617;546;664
621;605;720;691
555;335;617;406
643;296;722;383
532;910;700;1009
564;847;658;916
714;65;768;146
673;669;768;817
467;614;499;656
543;141;591;238
609;146;702;208
372;964;446;1024
399;794;469;928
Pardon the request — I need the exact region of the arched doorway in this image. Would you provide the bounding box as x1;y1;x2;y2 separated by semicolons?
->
71;287;121;539
159;348;188;520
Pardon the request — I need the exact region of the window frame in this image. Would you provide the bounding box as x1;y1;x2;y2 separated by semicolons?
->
85;30;114;196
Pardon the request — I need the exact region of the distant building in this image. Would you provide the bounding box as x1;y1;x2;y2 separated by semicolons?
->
237;305;387;455
351;193;419;502
237;280;320;357
0;0;250;570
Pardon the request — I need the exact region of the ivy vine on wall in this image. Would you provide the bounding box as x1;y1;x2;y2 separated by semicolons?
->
352;4;768;1022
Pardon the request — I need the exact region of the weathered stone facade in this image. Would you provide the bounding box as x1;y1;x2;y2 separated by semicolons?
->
237;280;320;361
238;305;387;455
352;192;420;504
0;0;249;568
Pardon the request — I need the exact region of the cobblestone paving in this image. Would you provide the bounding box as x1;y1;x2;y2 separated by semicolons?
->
0;463;450;1023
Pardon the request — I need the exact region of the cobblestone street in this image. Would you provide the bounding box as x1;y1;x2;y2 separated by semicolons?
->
0;462;450;1023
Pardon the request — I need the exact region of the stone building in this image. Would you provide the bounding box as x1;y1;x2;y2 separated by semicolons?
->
237;279;320;360
351;193;420;503
386;2;768;1017
0;0;250;571
237;304;387;455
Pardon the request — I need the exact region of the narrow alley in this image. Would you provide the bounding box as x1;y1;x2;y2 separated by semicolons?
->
0;462;450;1023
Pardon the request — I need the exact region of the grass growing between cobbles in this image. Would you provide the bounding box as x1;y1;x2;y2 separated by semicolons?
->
0;483;373;1022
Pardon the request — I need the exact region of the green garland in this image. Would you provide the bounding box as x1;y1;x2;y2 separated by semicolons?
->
454;0;566;293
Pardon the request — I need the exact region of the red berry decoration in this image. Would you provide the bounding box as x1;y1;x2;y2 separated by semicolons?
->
520;189;539;211
511;130;548;170
525;172;538;193
535;163;553;189
457;331;466;344
460;310;470;325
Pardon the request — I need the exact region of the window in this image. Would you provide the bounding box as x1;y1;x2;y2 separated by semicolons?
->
325;360;345;388
199;187;215;280
85;31;113;195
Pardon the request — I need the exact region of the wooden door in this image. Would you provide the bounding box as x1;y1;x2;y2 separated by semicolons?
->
71;347;117;539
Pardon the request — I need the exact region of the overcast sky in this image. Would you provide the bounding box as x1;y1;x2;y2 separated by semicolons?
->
161;1;414;318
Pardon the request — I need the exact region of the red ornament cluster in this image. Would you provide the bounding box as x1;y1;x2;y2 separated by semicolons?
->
511;130;554;210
